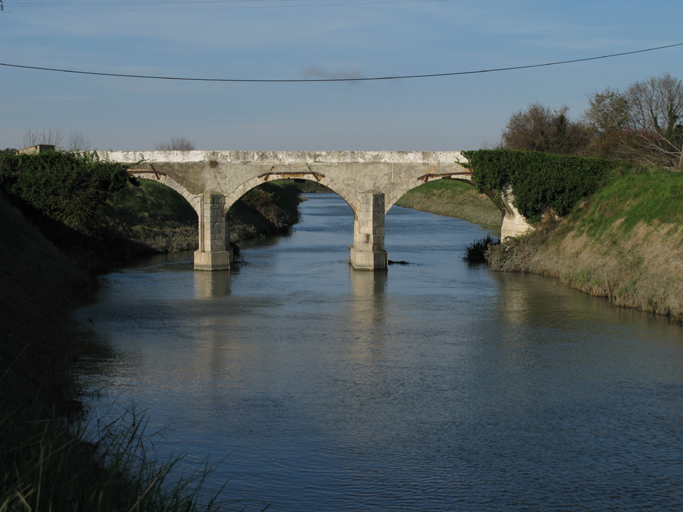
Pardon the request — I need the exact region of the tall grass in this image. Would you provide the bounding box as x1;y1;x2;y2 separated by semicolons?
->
0;401;224;512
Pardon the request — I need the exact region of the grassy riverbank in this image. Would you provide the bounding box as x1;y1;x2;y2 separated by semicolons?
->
486;167;683;321
394;179;503;228
0;194;224;510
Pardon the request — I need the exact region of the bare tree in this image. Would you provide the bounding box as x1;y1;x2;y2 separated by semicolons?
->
500;103;591;155
22;127;63;148
155;136;196;151
584;88;632;160
584;87;630;135
624;73;683;169
585;74;683;168
66;129;91;151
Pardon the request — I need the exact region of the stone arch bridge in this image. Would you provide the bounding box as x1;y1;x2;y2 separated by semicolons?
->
98;151;531;270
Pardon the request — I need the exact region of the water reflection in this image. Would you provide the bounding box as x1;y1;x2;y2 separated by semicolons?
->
349;266;387;324
194;268;232;299
492;271;536;326
76;195;683;512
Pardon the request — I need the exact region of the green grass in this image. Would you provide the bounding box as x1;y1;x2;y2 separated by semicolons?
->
570;169;683;239
394;179;503;228
485;165;683;320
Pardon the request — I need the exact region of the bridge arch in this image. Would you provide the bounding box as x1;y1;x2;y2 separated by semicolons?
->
386;172;508;220
126;169;202;215
223;171;357;215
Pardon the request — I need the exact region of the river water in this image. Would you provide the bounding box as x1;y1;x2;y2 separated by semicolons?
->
76;193;683;511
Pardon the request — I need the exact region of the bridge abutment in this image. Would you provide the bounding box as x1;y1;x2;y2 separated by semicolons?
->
349;192;388;270
499;185;533;240
194;193;233;271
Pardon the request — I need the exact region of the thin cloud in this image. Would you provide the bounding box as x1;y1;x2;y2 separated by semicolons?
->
302;65;364;80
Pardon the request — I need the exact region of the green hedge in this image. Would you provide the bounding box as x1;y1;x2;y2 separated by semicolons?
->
463;149;624;223
0;150;131;232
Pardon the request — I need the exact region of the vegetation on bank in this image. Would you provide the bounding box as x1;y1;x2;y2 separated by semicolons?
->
485;166;683;320
395;179;503;228
464;149;629;222
0;195;223;511
468;71;683;321
230;180;302;241
0;150;130;233
462;234;499;263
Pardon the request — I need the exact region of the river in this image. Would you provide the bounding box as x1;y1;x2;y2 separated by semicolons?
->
75;193;683;511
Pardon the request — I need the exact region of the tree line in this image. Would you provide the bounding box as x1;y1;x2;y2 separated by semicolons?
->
18;129;196;152
497;72;683;171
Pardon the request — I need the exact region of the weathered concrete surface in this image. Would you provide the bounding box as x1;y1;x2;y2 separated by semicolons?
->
98;151;531;270
500;186;533;240
350;192;388;270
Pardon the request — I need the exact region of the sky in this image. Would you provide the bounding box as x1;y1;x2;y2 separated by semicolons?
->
1;0;682;151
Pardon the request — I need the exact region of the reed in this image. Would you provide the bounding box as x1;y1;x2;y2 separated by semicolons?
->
462;235;499;263
0;401;224;512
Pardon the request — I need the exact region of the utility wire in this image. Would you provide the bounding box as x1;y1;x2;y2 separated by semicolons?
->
1;42;682;83
1;0;450;13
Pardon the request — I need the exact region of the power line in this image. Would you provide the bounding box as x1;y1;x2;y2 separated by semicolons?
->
2;0;451;13
1;42;682;83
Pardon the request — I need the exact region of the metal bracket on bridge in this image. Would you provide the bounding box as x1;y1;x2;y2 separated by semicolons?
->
417;171;472;183
127;165;167;181
258;172;325;182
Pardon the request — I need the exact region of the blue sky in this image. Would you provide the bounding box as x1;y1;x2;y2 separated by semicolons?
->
2;0;682;151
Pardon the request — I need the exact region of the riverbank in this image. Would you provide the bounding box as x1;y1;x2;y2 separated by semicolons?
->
0;154;301;508
395;179;503;228
0;193;225;510
485;169;683;321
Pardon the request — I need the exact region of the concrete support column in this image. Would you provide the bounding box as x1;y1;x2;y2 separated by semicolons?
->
349;191;388;270
194;192;233;271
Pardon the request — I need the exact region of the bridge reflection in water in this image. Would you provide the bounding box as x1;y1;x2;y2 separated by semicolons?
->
77;194;683;512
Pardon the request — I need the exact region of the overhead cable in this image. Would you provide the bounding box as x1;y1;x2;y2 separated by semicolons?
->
1;42;682;83
0;0;450;13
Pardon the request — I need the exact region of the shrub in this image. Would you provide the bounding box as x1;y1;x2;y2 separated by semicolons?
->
463;149;627;223
0;150;130;233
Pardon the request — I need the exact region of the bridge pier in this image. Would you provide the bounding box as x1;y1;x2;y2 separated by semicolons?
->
349;192;388;270
194;193;233;271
